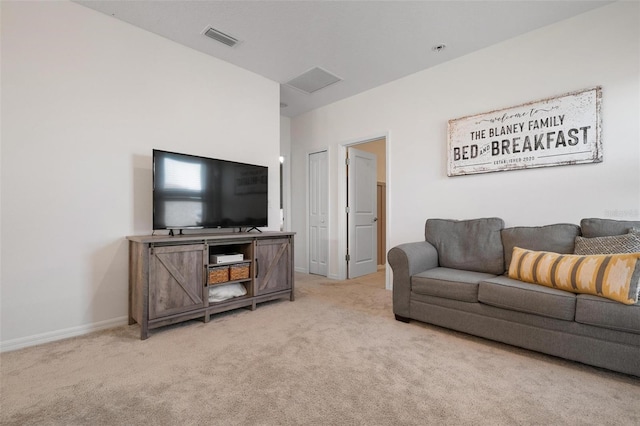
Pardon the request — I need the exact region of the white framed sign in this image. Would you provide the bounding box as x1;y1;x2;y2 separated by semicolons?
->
447;87;602;176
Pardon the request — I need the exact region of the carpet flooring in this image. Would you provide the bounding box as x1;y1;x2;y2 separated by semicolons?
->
1;271;639;425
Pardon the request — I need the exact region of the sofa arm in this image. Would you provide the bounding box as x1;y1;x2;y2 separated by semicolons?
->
387;241;439;318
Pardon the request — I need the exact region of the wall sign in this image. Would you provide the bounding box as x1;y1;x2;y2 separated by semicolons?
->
447;87;602;176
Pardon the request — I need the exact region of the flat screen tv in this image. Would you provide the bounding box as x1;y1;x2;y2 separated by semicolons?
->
153;149;268;230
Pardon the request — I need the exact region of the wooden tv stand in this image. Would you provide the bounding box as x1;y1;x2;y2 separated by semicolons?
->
127;231;294;339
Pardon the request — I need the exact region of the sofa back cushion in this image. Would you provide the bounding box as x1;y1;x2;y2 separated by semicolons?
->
425;218;505;275
501;224;581;271
580;218;640;237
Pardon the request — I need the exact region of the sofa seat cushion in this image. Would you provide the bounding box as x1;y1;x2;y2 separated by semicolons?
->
411;267;497;303
478;276;576;321
575;294;640;335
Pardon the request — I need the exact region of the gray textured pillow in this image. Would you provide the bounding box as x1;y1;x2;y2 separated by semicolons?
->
574;232;640;255
580;218;640;238
425;218;505;275
501;224;581;271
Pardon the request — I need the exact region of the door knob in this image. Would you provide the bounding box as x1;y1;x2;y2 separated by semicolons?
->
373;217;378;222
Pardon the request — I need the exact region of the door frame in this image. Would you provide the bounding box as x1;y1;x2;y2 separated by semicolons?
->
337;132;391;289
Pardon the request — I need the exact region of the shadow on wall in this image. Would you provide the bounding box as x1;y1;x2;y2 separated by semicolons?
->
133;153;153;233
88;238;129;326
84;153;151;329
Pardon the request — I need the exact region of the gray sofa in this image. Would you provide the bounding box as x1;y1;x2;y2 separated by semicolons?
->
388;217;640;377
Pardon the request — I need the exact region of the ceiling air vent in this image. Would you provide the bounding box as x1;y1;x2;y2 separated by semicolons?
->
285;67;342;94
203;27;240;47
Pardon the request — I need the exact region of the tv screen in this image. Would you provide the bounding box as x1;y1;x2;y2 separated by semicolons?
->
153;150;268;230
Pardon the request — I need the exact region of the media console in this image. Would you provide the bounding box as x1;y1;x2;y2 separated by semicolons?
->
127;231;294;339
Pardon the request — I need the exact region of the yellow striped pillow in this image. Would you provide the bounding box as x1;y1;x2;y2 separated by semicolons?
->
508;247;640;305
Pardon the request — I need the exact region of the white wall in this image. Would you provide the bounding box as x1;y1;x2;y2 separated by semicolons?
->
1;1;280;349
290;2;640;278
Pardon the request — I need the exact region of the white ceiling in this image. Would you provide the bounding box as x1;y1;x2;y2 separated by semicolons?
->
76;0;611;117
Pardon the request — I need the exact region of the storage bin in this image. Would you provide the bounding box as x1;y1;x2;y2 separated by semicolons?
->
208;266;229;284
229;263;250;281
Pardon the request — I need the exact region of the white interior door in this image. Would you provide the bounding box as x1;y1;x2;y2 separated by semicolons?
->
309;151;328;276
347;147;377;278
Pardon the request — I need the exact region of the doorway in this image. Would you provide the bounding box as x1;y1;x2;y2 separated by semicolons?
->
342;137;387;282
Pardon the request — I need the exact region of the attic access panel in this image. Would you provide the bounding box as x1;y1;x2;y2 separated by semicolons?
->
285;67;342;94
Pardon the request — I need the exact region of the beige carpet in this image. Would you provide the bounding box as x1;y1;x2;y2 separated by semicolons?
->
1;271;639;425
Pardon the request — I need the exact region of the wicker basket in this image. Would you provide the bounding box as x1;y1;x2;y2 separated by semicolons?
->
208;266;229;284
229;263;250;281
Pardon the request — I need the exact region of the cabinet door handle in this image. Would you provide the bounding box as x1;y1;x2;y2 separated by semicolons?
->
255;259;259;278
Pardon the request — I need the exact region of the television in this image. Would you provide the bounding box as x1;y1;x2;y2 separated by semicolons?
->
152;149;268;231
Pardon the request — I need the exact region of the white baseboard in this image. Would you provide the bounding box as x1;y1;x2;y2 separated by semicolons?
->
1;316;129;353
294;266;308;274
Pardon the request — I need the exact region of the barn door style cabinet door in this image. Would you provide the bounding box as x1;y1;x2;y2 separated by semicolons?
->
148;244;207;320
128;232;294;340
255;238;293;297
